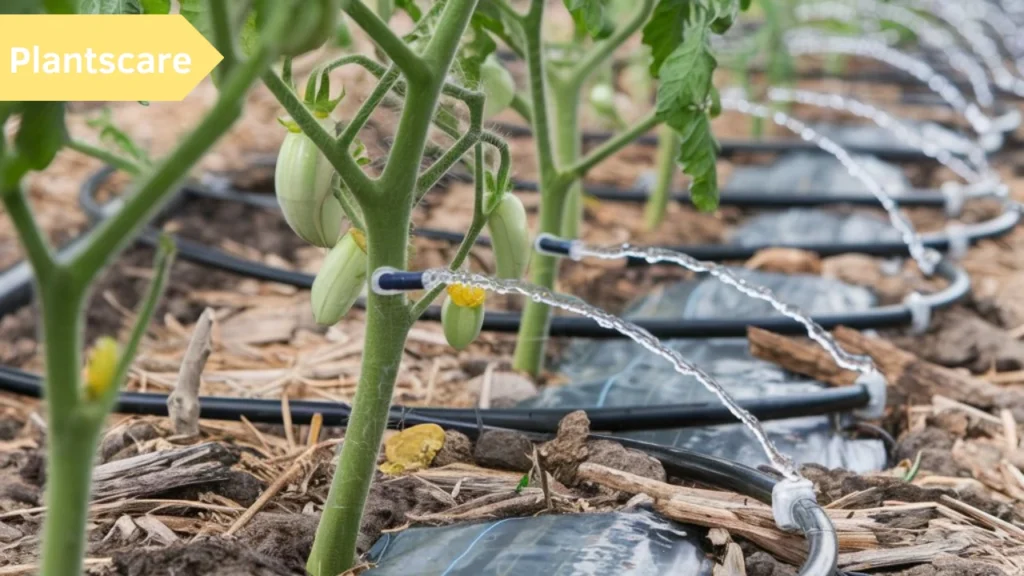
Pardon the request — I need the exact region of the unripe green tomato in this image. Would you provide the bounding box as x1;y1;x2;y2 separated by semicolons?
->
480;55;515;121
275;118;343;247
441;285;486;350
310;229;368;325
589;83;617;117
279;0;341;57
487;192;531;279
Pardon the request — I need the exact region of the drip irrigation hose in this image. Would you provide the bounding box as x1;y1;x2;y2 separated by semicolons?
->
184;173;1021;261
50;166;981;341
0;363;836;575
194;170;959;209
0;364;871;432
487;120;965;162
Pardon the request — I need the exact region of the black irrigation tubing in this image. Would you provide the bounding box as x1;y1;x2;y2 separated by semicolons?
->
1;357;843;576
68;166;980;339
0;364;870;432
487;120;954;162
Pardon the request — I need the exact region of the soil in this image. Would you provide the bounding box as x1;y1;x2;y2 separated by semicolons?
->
4;34;1024;576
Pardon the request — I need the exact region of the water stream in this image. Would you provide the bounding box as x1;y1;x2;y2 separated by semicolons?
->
765;87;991;181
721;94;942;275
566;241;876;375
415;268;802;480
784;30;993;134
795;0;995;108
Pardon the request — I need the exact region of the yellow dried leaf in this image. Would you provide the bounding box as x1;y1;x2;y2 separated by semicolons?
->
379;423;446;475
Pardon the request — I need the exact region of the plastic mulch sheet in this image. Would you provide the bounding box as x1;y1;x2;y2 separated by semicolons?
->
364;508;713;576
520;269;887;473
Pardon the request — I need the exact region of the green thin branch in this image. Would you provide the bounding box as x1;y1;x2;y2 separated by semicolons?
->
90;234;175;419
0;163;56;281
561;111;658;180
333;180;366;231
208;0;238;78
338;65;400;148
524;0;556;183
510;92;533;123
66;139;142;176
344;0;430;85
569;0;656;88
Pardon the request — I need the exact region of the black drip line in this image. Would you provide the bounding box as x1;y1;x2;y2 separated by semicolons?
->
61;166;981;340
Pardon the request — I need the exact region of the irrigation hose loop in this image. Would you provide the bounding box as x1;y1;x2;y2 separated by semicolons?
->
793;499;840;576
903;292;932;334
945;222;970;260
852;370;888;420
941;181;965;217
772;477;817;531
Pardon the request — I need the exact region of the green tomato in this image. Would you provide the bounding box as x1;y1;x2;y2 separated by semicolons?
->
486;192;531;279
441;285;486;350
480;55;515;121
278;0;341;57
311;229;368;325
275;118;344;248
588;84;617;117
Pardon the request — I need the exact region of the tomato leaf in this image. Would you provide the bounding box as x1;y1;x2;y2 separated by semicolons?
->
14;102;67;171
654;9;720;211
563;0;608;39
641;0;691;78
79;0;141;14
140;0;169;14
85;108;151;166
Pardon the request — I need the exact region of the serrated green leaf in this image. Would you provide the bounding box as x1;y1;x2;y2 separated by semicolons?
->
179;0;213;44
563;0;608;39
86;107;151;165
79;0;140;14
653;11;721;212
15;102;66;171
139;0;168;13
641;0;691;77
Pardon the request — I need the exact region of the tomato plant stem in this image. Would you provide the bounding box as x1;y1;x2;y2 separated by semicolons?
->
301;1;481;573
644;124;680;230
554;80;584;240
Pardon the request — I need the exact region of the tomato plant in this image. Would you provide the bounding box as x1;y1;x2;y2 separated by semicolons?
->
0;2;312;576
498;0;749;375
2;1;746;575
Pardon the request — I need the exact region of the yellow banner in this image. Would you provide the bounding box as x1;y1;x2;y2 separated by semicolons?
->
0;15;223;101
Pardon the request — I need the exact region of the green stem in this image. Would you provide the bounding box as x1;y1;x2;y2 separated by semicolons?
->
338;65;400;148
208;0;238;79
66;139;143;176
568;0;655;87
553;81;583;239
563;111;658;179
304;1;480;573
39;411;98;576
305;217;411;575
510;92;533;123
511;0;564;376
512;177;570;375
0;176;55;282
643;124;679;231
343;0;428;84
